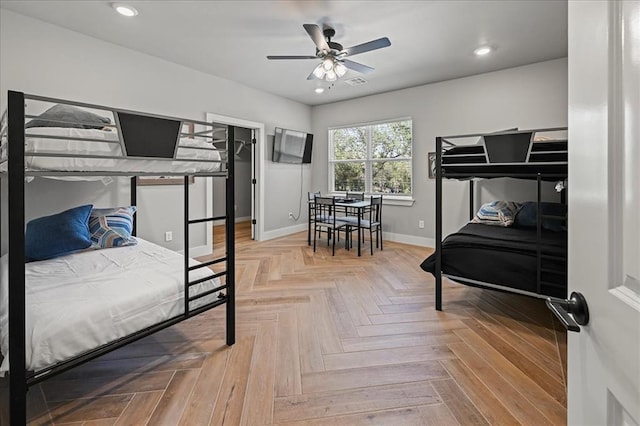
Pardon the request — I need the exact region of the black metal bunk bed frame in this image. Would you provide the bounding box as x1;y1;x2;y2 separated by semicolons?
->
434;127;568;311
1;91;236;425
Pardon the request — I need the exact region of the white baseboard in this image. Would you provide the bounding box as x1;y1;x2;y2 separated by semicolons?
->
213;216;252;226
260;225;434;247
179;244;212;257
382;232;435;248
262;223;308;241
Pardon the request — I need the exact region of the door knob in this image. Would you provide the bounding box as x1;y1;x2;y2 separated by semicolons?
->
546;291;590;332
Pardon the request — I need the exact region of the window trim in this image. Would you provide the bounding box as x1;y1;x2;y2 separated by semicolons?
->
328;192;415;206
328;117;413;198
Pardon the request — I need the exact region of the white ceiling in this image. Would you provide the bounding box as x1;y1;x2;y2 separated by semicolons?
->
0;0;568;106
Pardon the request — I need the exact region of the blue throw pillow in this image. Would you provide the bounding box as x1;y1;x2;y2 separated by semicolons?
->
89;206;137;248
514;202;567;231
471;201;521;227
25;204;93;261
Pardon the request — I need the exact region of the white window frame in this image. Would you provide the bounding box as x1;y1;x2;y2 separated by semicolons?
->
328;117;413;203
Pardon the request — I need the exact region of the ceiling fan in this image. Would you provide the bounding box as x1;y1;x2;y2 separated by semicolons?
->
267;24;391;82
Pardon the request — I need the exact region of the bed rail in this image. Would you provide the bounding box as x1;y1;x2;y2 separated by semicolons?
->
438;127;568;180
0;92;230;178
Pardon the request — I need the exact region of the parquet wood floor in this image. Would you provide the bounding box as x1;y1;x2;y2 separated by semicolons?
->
5;222;567;425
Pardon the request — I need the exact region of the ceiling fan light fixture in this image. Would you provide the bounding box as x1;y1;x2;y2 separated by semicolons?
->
322;57;334;71
313;64;325;79
111;3;138;17
267;24;391;85
334;62;347;77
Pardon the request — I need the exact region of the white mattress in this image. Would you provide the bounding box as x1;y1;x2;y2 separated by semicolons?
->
0;127;221;179
0;238;222;374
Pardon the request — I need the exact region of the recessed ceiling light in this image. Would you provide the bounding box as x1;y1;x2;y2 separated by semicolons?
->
314;88;325;94
112;3;138;17
474;46;492;56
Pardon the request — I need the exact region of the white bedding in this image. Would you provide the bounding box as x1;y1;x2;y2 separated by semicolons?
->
0;238;222;374
0;127;221;178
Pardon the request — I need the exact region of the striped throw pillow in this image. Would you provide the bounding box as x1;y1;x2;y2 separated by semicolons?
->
89;206;137;248
471;201;521;227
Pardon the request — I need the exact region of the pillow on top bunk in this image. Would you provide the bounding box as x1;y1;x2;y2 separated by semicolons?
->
26;104;111;130
471;201;521;227
25;204;93;261
514;202;567;232
89;206;137;248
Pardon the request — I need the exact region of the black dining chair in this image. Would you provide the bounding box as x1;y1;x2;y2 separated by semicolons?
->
346;192;364;201
366;195;383;253
345;191;365;219
307;191;321;245
313;196;349;255
345;195;383;255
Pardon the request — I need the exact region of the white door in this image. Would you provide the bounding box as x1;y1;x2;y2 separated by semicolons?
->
568;1;640;425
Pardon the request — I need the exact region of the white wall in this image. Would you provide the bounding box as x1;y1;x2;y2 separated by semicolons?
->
0;10;311;253
311;58;568;244
264;135;314;237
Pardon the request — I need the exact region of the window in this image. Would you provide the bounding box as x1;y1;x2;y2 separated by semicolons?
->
329;119;412;196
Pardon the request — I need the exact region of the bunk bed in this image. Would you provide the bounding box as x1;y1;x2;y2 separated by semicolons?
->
0;91;236;425
420;127;568;310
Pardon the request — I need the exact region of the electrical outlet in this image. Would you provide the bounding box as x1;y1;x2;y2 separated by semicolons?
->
165;231;173;241
418;220;425;229
288;212;294;220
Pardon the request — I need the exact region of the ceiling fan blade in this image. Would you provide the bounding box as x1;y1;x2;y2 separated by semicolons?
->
342;59;374;74
306;70;319;80
343;37;391;57
303;24;330;52
267;55;318;60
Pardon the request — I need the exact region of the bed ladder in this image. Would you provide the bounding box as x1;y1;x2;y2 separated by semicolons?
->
536;174;568;297
182;126;235;346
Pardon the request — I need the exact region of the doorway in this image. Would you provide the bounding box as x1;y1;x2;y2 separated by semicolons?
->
232;126;253;230
206;112;265;242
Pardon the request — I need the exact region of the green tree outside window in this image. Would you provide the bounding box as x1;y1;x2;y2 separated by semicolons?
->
329;119;412;195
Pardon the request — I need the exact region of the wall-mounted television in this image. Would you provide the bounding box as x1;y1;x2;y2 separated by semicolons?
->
272;127;313;164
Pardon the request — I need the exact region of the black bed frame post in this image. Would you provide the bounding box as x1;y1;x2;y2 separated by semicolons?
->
435;137;443;311
536;173;542;294
184;176;190;317
130;177;137;236
8;90;27;425
469;180;475;220
225;126;236;345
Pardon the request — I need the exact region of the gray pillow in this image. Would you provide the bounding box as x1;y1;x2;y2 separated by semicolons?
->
26;104;111;129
